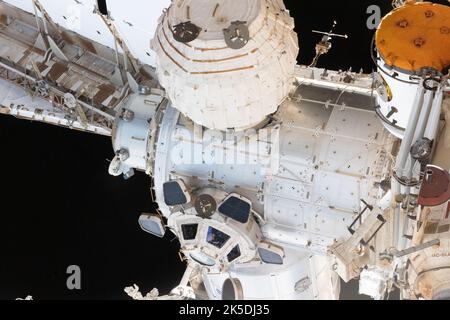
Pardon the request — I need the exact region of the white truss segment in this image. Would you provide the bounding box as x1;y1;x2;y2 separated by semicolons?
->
0;77;111;135
3;0;170;67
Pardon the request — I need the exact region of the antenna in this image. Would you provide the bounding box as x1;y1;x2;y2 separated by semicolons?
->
309;21;348;68
97;0;108;16
94;1;141;78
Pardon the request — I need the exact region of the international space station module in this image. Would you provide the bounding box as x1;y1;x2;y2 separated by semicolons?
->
0;0;450;300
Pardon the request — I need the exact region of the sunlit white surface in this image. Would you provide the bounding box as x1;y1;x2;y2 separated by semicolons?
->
3;0;171;66
151;0;299;131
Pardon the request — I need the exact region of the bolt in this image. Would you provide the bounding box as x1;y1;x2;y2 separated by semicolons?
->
414;38;426;48
386;106;398;119
396;19;409;28
424;10;434;18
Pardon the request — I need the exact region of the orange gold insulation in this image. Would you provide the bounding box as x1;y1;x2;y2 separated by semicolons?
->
376;1;450;73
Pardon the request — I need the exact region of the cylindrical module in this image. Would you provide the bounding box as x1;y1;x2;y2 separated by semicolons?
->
374;1;450;139
151;0;299;131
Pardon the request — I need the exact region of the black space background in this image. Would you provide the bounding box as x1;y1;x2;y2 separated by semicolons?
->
0;0;447;300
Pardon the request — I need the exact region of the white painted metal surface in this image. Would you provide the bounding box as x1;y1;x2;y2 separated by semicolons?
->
374;61;422;139
111;91;163;174
359;267;391;300
407;201;450;300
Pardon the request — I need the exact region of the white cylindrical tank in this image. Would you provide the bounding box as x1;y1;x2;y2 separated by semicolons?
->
151;0;299;131
374;2;450;139
110;91;164;177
